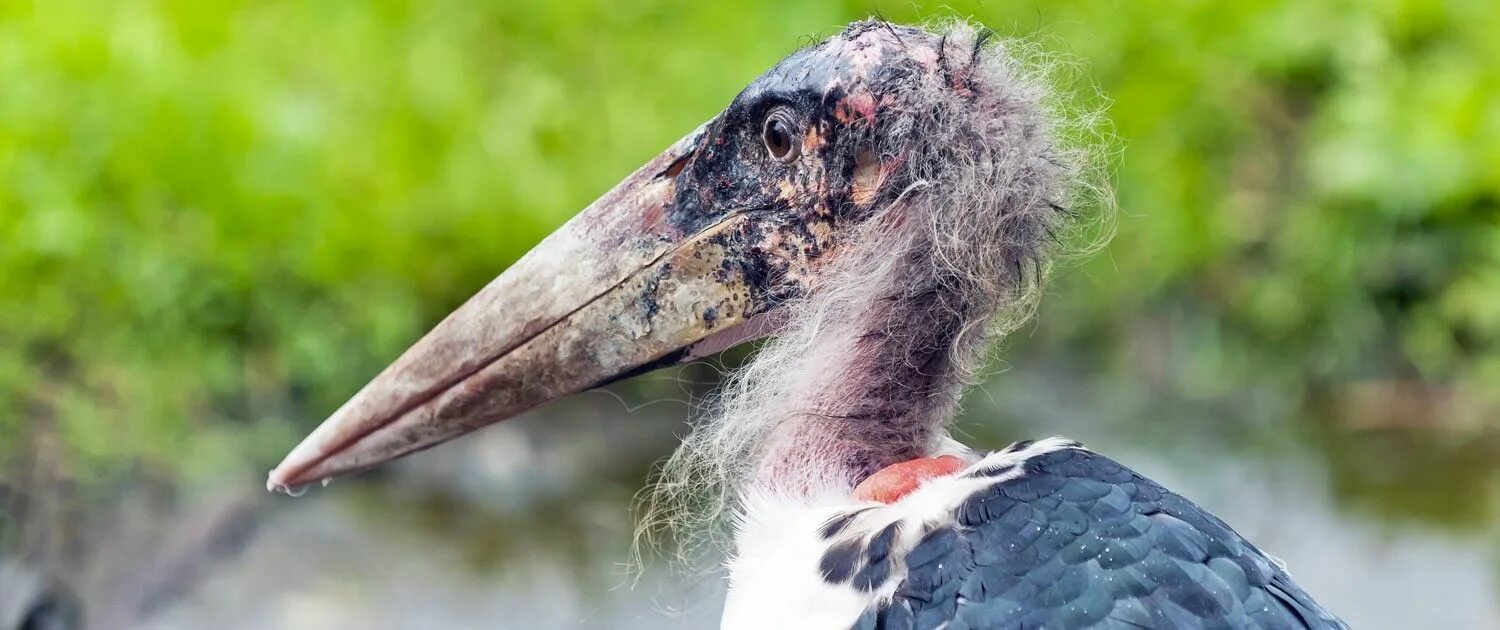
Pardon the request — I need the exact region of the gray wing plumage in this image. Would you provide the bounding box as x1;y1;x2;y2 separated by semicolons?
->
852;447;1347;630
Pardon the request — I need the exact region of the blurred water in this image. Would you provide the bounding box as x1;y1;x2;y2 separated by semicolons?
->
115;368;1498;630
138;455;1499;629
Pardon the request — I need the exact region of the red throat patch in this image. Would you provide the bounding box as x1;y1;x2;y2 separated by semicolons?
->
853;455;966;504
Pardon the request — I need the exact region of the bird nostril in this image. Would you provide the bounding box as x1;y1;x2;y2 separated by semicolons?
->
657;152;693;179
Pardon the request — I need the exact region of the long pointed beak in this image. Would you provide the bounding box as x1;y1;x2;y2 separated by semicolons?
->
267;123;770;493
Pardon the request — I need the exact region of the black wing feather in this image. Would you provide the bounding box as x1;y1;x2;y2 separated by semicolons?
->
854;448;1346;630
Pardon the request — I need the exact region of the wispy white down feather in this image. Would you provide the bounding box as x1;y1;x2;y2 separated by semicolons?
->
637;20;1113;570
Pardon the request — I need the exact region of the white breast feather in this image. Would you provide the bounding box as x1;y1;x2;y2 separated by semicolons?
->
720;438;1082;629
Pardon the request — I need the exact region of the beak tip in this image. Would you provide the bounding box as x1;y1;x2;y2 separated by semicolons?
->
267;443;326;496
267;414;352;495
268;420;375;495
266;465;305;496
268;464;330;497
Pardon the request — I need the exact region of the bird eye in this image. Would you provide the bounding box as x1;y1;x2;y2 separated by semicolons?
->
761;111;800;163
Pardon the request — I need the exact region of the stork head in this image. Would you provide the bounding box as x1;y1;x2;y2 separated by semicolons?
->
268;21;1079;495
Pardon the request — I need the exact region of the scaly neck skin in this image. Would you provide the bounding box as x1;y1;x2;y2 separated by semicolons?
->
750;244;985;497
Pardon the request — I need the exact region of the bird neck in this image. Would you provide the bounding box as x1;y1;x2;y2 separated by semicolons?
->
749;235;987;497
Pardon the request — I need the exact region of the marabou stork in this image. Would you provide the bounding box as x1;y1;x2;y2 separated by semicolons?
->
269;21;1346;629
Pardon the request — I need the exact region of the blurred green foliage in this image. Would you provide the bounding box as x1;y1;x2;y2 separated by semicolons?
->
1;0;1497;513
